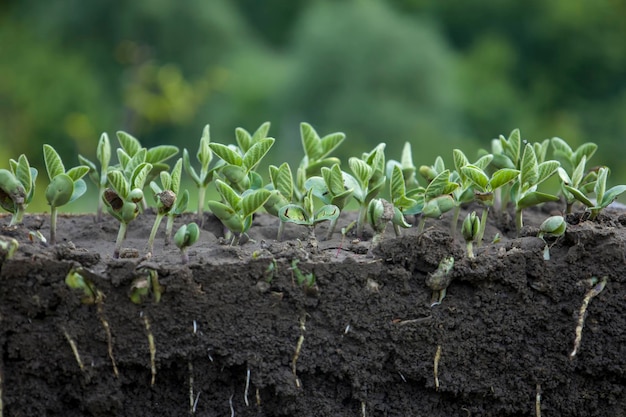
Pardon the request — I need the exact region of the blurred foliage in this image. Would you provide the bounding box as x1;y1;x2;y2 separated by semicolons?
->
1;0;626;212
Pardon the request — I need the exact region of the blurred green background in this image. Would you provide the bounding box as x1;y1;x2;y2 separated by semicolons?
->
2;0;626;212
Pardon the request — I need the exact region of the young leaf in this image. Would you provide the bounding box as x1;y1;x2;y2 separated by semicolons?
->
116;148;131;170
594;167;608;204
215;179;242;211
520;144;538;188
274;162;293;199
391;164;406;199
66;166;90;182
170;158;183;194
241;188;272;218
536;160;560;184
242;138;275;170
69;179;87;203
131;162;153;190
564;185;594;207
252;121;271;143
45;174;74;207
516;191;559;210
501;128;521;165
550;137;573;159
319;132;346;159
43;144;65;180
124;148;148;179
572;143;597;167
107;170;130;199
400;142;415;171
209;143;243;167
322;164;345;196
96;132;111;169
159;171;172;191
15;155;32;195
349;158;372;187
453;149;469;174
278;204;310;225
198;126;212;165
183;149;201;185
489;168;520;190
207;201;244;233
425;170;456;199
301;122;322;161
461;165;489;191
315;205;340;222
116;131;142;157
147;145;179;165
601;185;626;207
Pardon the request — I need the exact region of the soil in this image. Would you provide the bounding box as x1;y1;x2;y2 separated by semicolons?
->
1;202;625;417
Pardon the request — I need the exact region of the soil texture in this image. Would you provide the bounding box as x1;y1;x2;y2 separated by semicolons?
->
1;203;625;416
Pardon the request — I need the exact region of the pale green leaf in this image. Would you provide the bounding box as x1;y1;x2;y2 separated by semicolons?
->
570;156;586;186
170;158;183;193
198;127;212;167
278;204;310;225
116;131;142;157
147;145;179;164
319;132;345;159
221;165;248;190
300;122;322;161
183;149;201;186
573;143;597;167
235;127;253;153
533;139;549;163
390;164;406;199
159;171;171;191
107;170;129;199
215;179;242;211
45;174;73;207
601;185;626;208
594;167;608;204
150;181;163;196
97;133;111;170
425;170;452;199
305;157;342;177
520;144;538;188
453;149;469;173
78;155;98;185
242;188;272;218
314;205;340;222
557;167;572;185
433;156;445;175
401;142;414;169
124;148;147;179
564;185;594;207
550;137;573;158
209;143;243;166
516;191;559;210
474;154;494;171
207;201;244;233
502;128;521;165
349;157;372;187
69;179;87;203
274;162;293;199
15;154;32;195
489;168;520;190
66;165;90;182
323;164;344;196
252;121;271;143
43;144;65;180
116;148;130;170
461;165;489;191
536;160;560;185
173;189;189;214
242;138;274;170
131;162;153;190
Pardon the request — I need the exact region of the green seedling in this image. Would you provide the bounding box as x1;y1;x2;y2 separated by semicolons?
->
511;143;560;232
551;136;597;176
208;180;271;245
305;163;354;240
43;145;89;245
0;154;36;226
345;143;387;238
295;122;346;200
564;166;626;220
538;215;566;260
414;169;459;233
116;130;179;186
78;132;111;222
102;162;153;258
130;267;164;303
174;222;200;264
147;158;188;254
183;125;214;225
209;122;274;193
0;237;19;262
452;149;493;237
462;211;480;259
461;164;520;245
290;259;316;292
264;162;295;240
366;198;409;256
387;163;421;235
425;256;454;307
278;189;340;247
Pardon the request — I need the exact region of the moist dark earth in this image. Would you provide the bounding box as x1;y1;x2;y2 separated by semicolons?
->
1;203;625;417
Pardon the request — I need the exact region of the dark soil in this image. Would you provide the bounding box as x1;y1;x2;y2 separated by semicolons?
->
1;203;625;417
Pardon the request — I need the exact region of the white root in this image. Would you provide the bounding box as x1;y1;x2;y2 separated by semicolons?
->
535;383;541;417
97;303;118;377
62;328;85;372
142;314;157;385
244;368;250;406
434;345;442;391
570;276;608;359
189;361;194;415
291;314;307;388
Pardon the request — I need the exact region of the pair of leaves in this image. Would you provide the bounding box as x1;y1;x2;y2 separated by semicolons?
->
107;163;153;200
519;144;560;192
43;145;89;207
301;122;345;166
551;137;597;173
9;154;37;205
461;165;520;194
208;180;272;234
305;164;354;210
565;167;626;211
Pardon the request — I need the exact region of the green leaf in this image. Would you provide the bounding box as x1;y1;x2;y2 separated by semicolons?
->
349;157;372;187
252;121;271;142
570;156;586;186
183;149;201;186
66;166;90;182
215;179;242;211
150;181;163;196
533;139;549;163
453;149;469;174
198;126;212;166
520;144;539;189
516;191;559;210
319;132;346;159
43;144;65;180
107;170;129;199
425;170;452;199
600;185;626;208
170;158;183;193
550;137;573;159
173;189;189;214
241;189;272;218
557;167;573;185
45;174;74;207
594;167;608;204
207;201;244;233
461;165;489;191
433;156;446;175
422;195;455;218
97;133;111;170
78;155;98;185
400;142;414;170
116;148;131;170
159;171;172;191
536;160;560;185
305;157;342;177
301;122;322;161
69;179;87;203
124;148;147;179
501;128;521;165
564;185;594;207
15;154;32;195
131;162;153;190
314;205;340;222
147;145;179;164
235;127;253;153
474;154;494;171
573;143;597;167
242;138;274;170
274;162;293;199
278;204;311;225
209;143;243;166
221;165;249;189
489;168;520;190
116;131;142;157
323;164;345;196
390;164;406;199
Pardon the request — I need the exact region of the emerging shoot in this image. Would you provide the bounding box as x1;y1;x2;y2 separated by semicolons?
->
174;222;200;264
462;211;480;258
538;215;566;260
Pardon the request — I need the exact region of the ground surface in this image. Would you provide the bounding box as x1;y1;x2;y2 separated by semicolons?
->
1;203;625;417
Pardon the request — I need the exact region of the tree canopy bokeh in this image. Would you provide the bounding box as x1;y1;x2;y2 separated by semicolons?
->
1;0;625;209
